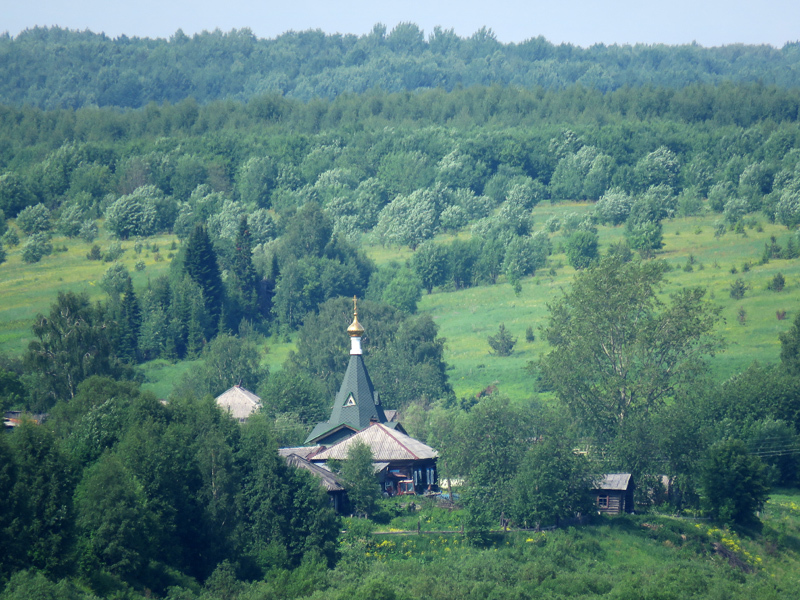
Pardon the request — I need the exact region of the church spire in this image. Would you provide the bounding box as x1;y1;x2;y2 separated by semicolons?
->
347;296;365;355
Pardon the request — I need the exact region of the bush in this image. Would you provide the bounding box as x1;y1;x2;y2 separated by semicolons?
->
78;219;98;243
730;278;748;300
2;227;19;247
55;204;84;237
16;203;51;235
525;326;535;343
134;260;146;272
86;244;102;260
768;273;786;292
488;323;517;356
21;232;53;263
103;242;124;262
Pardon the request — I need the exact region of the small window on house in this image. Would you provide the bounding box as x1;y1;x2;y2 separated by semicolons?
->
344;393;356;406
597;494;609;508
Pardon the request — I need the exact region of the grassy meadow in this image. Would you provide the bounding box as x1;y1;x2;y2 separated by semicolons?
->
411;204;800;400
328;488;800;599
0;227;178;355
2;202;799;402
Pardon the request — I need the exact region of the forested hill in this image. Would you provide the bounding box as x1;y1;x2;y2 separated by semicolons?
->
2;24;800;109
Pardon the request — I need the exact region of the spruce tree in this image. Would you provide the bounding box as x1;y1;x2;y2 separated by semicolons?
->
184;225;224;336
229;216;260;326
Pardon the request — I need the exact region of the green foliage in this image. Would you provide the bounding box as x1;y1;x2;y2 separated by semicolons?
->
183;333;268;398
15;203;51;235
565;229;599;270
183;224;225;331
487;323;517;357
381;267;423;314
78;219;98;243
100;263;132;298
258;369;328;426
26;291;127;404
340;440;380;518
104;187;159;239
21;232;53;263
412;241;450;294
2;226;20;247
541;256;721;442
730;278;749;300
290;297;452;407
779;311;800;376
7;422;77;576
700;438;770;526
511;437;596;527
74;453;155;578
374;189;437;249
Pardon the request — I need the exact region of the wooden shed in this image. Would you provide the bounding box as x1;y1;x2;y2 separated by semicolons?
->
593;473;635;514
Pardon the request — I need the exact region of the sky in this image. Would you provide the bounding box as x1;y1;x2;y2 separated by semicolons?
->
3;0;799;48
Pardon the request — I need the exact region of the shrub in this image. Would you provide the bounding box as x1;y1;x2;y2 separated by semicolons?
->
16;203;51;235
134;260;146;272
488;323;517;356
768;273;786;292
730;278;748;300
2;227;19;247
103;242;124;262
525;326;535;343
86;244;102;260
21;232;53;263
79;219;98;243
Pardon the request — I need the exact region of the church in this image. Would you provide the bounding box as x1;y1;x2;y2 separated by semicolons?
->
280;298;439;498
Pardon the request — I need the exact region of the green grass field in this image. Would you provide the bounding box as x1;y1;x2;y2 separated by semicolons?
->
0;228;178;355
411;204;800;400
2;203;799;402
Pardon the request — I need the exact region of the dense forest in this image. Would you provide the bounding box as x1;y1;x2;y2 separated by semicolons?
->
2;25;800;599
2;26;800;108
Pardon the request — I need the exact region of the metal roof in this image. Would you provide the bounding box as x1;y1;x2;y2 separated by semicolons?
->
278;446;324;460
594;473;632;491
215;385;262;421
312;423;438;462
284;453;346;492
305;353;389;443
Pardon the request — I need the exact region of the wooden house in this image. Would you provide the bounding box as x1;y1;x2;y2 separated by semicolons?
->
281;451;347;512
215;385;261;422
311;422;439;496
593;473;634;514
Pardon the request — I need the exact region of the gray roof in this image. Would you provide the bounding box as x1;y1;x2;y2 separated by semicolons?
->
278;446;324;460
312;423;438;462
284;453;346;492
215;385;262;421
305;354;387;443
594;473;632;491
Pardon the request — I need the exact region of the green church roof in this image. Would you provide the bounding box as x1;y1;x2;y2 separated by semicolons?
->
305;353;388;444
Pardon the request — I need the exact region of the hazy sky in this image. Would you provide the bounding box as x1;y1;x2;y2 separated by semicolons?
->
4;0;799;48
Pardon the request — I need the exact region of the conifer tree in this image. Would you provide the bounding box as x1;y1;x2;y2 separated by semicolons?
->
228;216;260;326
184;225;224;336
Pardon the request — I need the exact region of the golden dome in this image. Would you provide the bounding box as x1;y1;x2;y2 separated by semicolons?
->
347;296;365;337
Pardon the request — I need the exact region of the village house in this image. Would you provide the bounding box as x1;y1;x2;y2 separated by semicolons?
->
215;384;262;422
592;473;635;514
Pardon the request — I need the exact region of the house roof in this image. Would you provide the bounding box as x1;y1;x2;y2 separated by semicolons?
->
312;422;438;462
283;453;346;492
305;353;387;443
594;473;632;491
215;385;262;421
278;446;325;460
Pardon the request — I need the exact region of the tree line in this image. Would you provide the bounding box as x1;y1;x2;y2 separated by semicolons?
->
2;26;800;109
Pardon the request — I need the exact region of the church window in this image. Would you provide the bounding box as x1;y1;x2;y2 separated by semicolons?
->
344;393;356;406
